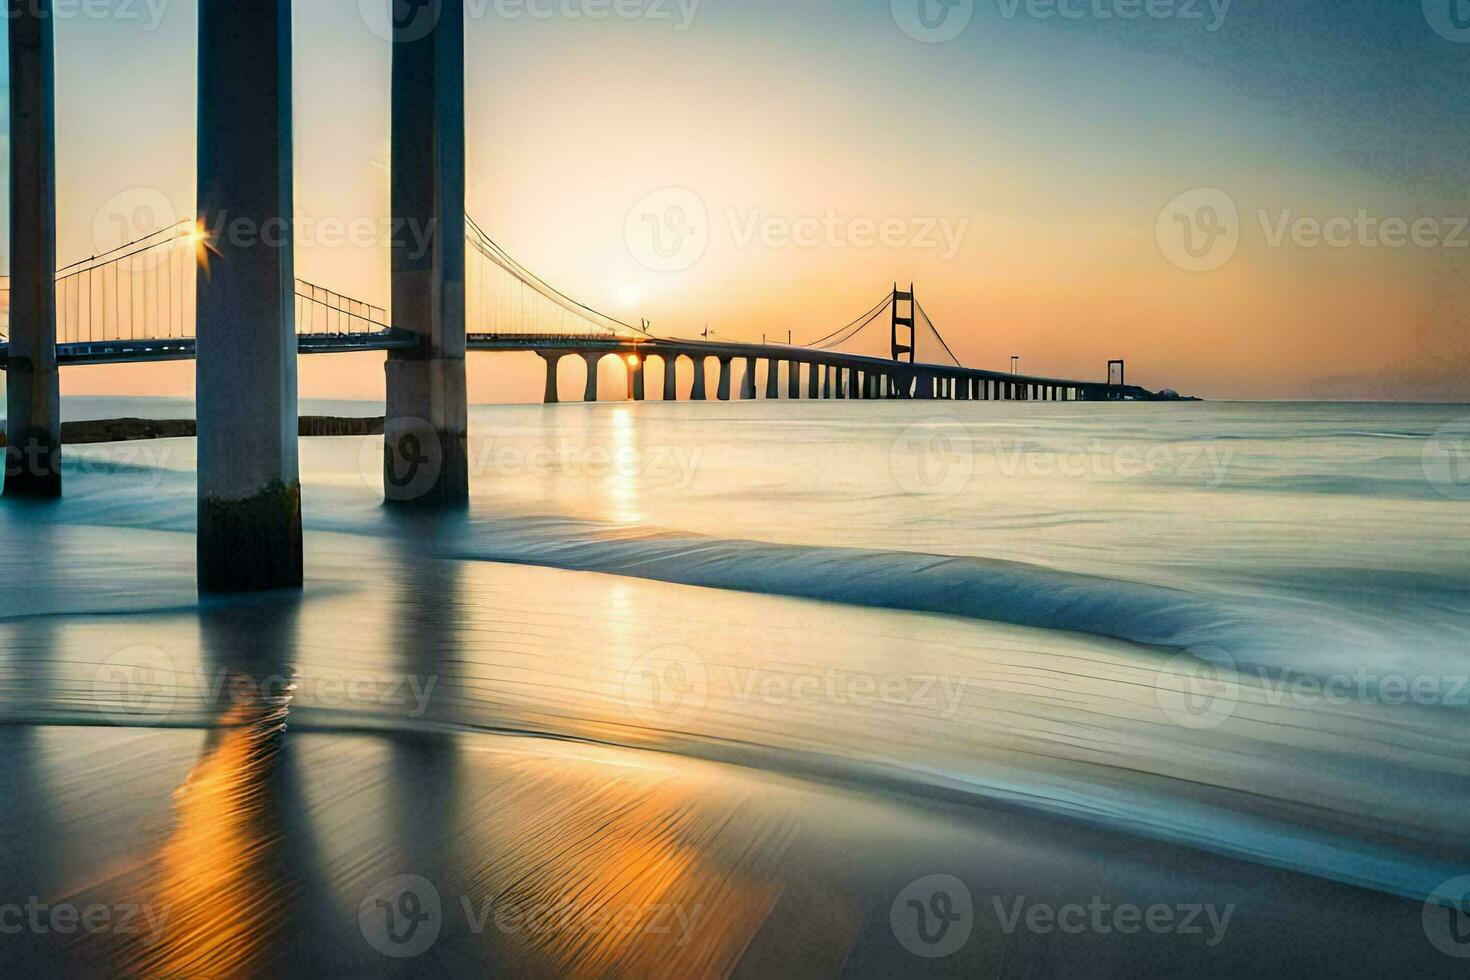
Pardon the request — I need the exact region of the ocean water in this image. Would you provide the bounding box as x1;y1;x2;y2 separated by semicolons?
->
2;398;1469;973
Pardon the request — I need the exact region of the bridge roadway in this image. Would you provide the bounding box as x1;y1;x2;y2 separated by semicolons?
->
0;331;1159;402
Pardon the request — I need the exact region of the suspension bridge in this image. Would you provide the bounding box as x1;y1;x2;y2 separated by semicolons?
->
0;212;1157;403
1;0;1176;594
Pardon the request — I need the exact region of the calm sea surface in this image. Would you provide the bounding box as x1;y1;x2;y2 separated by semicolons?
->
3;398;1469;973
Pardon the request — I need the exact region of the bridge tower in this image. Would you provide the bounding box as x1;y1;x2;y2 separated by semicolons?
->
385;0;469;506
195;0;303;591
5;1;61;498
891;284;916;364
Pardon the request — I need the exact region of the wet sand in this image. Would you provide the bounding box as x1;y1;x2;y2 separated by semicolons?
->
0;721;1453;978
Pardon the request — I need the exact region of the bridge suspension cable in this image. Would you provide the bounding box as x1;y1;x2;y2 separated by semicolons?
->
915;299;962;368
465;215;649;339
0;221;396;344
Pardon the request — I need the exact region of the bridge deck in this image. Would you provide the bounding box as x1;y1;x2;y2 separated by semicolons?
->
0;331;1160;399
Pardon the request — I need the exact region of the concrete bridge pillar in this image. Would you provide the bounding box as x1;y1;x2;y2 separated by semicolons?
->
821;366;831;399
691;355;708;400
807;363;820;399
5;0;61;499
741;357;758;400
717;357;733;401
539;352;563;404
195;0;302;591
766;359;781;399
662;354;679;401
582;352;601;402
386;0;468;506
834;368;846;400
788;361;802;399
627;354;645;401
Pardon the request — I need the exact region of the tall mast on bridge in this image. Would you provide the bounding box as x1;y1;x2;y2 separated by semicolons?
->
891;283;916;363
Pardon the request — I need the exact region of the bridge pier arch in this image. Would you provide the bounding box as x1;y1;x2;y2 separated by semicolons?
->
582;352;603;402
717;357;733;401
627;354;646;401
5;0;61;498
195;0;304;591
741;357;758;400
539;352;563;404
386;0;469;507
690;355;709;401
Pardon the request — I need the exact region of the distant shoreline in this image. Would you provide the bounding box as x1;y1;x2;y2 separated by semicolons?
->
0;417;385;447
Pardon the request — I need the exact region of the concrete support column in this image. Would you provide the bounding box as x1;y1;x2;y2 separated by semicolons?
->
807;363;820;399
539;352;563;404
691;356;708;401
741;357;758;400
835;368;846;400
788;361;802;399
582;353;601;402
717;357;733;401
766;359;781;399
627;354;645;401
821;366;832;399
386;0;468;506
663;354;679;401
5;0;61;498
196;0;302;591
